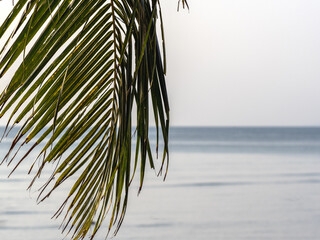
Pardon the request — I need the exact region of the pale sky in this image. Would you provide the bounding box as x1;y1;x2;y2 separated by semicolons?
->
1;0;320;126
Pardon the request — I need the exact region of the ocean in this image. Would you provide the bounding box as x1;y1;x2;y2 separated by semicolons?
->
0;127;320;240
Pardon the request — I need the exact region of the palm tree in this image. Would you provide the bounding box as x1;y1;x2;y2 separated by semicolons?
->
0;0;188;239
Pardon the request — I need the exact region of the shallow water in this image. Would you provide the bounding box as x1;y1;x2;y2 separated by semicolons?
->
1;127;320;239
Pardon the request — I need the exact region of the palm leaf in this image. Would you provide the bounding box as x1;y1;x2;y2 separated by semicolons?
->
0;0;190;239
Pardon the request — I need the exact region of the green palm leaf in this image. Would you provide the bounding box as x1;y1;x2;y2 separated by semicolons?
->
0;0;188;239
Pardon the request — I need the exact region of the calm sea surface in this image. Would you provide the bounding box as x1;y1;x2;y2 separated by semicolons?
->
1;127;320;240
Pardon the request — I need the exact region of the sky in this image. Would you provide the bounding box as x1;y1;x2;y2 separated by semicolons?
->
1;0;320;126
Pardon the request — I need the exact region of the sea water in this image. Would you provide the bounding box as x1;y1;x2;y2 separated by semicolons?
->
0;127;320;240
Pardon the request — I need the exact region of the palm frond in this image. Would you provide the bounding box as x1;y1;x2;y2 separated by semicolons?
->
0;0;171;239
178;0;189;11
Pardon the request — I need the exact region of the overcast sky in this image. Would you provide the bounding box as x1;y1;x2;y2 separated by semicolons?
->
1;0;320;126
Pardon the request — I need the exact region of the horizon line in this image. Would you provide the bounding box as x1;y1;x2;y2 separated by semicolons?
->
0;125;319;128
